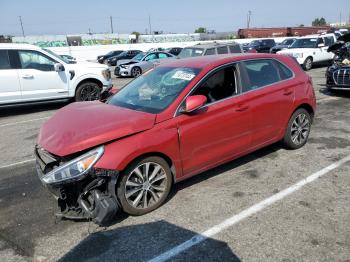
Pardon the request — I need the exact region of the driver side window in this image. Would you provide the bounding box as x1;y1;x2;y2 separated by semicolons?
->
18;50;56;71
192;65;238;104
144;53;158;61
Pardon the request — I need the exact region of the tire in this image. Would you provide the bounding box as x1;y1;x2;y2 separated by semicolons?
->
75;82;101;102
283;108;312;149
131;67;142;78
303;57;313;71
117;156;172;216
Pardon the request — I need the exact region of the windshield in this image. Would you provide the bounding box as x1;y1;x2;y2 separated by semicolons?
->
108;66;201;113
282;39;295;45
290;38;317;48
178;48;204;58
43;48;72;64
249;40;260;47
132;52;145;61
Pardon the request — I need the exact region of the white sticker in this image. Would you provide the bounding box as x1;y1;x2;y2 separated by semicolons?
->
195;50;203;54
172;71;195;81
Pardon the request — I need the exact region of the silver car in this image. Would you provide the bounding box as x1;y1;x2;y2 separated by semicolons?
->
115;51;176;77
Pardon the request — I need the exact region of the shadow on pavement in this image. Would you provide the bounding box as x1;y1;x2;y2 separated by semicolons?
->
59;220;241;262
0;101;69;117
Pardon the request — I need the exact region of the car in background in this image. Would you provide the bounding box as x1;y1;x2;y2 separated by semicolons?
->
242;39;276;53
278;33;336;70
35;53;316;225
0;43;112;105
178;42;242;58
326;33;350;91
106;50;142;66
270;38;296;53
59;54;76;63
165;47;183;56
115;51;175;77
97;50;123;64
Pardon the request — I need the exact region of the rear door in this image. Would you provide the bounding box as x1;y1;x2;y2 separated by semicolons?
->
0;49;22;104
16;50;69;101
239;59;295;148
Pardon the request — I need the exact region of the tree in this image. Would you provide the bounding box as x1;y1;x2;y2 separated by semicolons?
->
312;17;327;26
195;27;206;33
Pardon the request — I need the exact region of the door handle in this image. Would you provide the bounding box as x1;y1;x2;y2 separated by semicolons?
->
283;91;293;96
235;105;249;112
22;74;34;79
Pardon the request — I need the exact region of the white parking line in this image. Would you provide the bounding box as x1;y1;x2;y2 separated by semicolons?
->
0;159;35;169
0;117;49;128
148;154;350;262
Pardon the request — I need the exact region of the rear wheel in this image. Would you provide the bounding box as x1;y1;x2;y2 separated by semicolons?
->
283;108;312;149
75;82;101;102
303;57;313;71
117;156;172;215
131;67;142;78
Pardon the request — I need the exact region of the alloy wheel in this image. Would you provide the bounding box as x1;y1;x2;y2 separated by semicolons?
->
79;85;101;101
125;162;167;209
290;113;310;145
132;67;141;77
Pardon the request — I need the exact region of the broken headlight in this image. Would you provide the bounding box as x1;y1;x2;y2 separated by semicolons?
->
41;146;104;184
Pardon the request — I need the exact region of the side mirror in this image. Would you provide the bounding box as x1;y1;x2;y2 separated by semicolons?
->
182;95;207;113
318;43;325;48
54;63;65;72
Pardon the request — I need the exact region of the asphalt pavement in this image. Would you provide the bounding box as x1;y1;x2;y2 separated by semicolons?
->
0;67;349;262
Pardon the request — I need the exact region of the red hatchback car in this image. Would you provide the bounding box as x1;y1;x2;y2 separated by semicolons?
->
35;54;316;225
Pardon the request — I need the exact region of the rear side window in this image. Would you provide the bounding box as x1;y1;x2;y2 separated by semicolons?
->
204;48;216;55
217;46;228;54
274;61;293;80
158;53;168;59
229;45;241;53
240;59;281;92
0;50;11;69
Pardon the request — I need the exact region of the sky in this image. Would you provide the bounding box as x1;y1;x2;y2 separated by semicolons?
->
0;0;349;36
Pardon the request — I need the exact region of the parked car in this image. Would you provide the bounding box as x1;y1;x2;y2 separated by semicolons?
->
59;54;76;63
242;39;276;53
178;42;242;58
115;51;176;77
0;44;112;105
97;50;124;64
35;53;316;225
278;33;336;70
106;50;142;66
164;47;183;56
270;38;296;53
326;33;350;91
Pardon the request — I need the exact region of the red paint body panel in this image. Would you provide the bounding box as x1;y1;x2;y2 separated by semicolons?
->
37;101;155;156
38;54;316;183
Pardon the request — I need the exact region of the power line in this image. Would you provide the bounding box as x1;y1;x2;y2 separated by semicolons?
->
19;16;25;37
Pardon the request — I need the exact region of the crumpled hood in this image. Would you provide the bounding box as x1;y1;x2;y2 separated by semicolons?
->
38;101;156;156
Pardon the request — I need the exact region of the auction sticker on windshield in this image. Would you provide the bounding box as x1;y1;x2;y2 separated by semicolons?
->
172;71;196;81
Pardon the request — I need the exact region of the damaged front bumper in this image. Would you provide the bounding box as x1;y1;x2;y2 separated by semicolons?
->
35;145;120;226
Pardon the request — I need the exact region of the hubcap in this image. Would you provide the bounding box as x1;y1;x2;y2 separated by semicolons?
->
306;59;312;70
80;85;100;101
125;162;167;209
133;68;141;77
291;113;310;145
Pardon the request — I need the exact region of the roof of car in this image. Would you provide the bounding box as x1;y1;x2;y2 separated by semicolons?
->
0;43;41;50
158;53;283;69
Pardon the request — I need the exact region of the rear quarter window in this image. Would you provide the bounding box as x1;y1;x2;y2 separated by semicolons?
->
229;45;242;53
217;46;228;54
274;60;294;80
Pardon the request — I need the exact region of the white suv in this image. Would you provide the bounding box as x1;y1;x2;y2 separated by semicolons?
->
277;34;336;70
0;44;113;105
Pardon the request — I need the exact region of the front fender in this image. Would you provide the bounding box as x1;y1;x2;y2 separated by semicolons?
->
71;73;109;97
94;119;183;181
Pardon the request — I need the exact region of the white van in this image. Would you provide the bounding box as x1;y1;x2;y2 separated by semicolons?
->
0;43;112;105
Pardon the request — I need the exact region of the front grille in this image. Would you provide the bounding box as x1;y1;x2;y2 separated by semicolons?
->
333;68;350;86
34;145;60;174
115;66;120;75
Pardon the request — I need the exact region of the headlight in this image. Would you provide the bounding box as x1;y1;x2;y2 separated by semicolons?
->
292;53;303;58
41;146;104;184
102;69;111;80
120;65;129;69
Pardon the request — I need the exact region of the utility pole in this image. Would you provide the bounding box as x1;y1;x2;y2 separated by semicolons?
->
247;11;252;28
339;12;342;25
19;16;25;37
110;16;114;34
148;15;152;35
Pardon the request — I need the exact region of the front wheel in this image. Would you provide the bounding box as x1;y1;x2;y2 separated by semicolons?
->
117;156;172;216
131;67;142;78
75;82;101;102
283;108;312;149
303;57;313;71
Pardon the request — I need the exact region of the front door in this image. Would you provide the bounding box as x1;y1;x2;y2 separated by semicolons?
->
16;50;68;101
176;64;252;177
